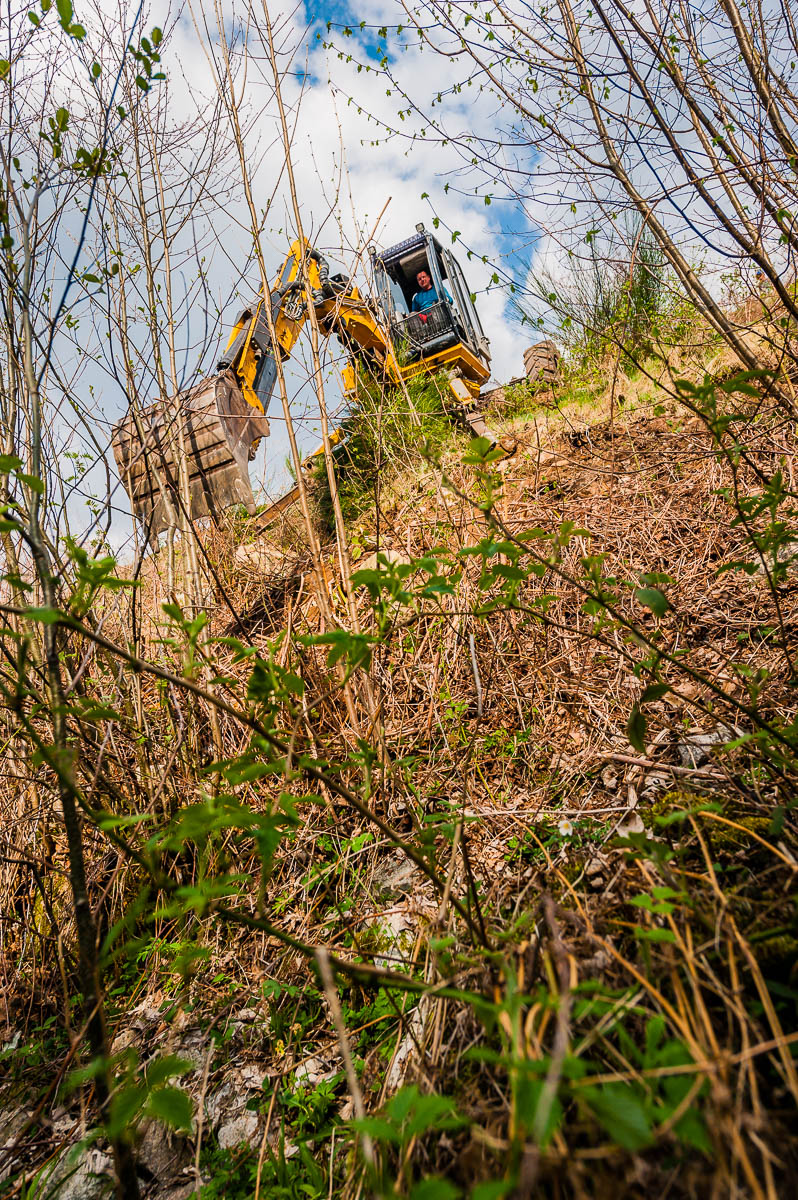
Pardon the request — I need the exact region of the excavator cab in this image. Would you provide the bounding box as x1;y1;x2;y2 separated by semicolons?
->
371;225;490;379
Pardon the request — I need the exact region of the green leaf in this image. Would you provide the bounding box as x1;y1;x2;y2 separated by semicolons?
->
74;701;123;723
299;630;375;671
55;0;72;25
91;62;101;78
18;472;44;493
645;1015;666;1060
95;812;150;832
222;760;276;785
410;1180;461;1200
146;1085;193;1132
108;1082;146;1136
145;1054;192;1088
674;1107;712;1152
24;606;63;624
349;1115;400;1143
640;682;669;705
582;1083;653;1150
246;661;277;703
635;586;668;616
0;60;10;80
634;925;677;943
0;454;22;471
626;703;647;753
517;1074;563;1146
387;1087;463;1137
471;1185;514;1200
630;893;675;915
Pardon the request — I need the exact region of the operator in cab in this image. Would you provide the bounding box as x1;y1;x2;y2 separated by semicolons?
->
411;268;453;312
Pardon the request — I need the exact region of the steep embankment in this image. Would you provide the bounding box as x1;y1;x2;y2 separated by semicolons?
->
2;366;797;1198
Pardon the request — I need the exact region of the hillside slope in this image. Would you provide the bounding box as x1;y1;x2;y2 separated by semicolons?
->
2;365;797;1200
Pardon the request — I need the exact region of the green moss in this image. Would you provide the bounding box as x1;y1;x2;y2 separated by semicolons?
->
643;790;780;863
751;934;798;967
704;814;771;850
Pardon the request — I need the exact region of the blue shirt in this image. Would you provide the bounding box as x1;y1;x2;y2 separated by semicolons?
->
411;284;452;312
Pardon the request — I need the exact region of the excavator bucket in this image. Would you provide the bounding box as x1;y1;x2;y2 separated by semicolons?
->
112;370;271;539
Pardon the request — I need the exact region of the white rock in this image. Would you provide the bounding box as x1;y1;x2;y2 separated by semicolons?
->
237;1064;267;1089
235;541;284;573
752;538;798;575
601;765;619;791
354;548;408;574
217;1111;259;1150
110;1028;137;1055
0;1108;34;1184
232;1008;259;1024
677;723;740;768
373;909;414;972
385;1003;428;1094
161;1183;198;1200
640;769;671;799
47;1145;113;1200
206;1064;269;1150
129;1004;161;1026
137;1119;192;1182
294;1056;325;1087
372;855;419;898
585;853;607;878
171;1030;207;1072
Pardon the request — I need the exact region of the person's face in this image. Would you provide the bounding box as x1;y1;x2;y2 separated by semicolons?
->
416;270;432;291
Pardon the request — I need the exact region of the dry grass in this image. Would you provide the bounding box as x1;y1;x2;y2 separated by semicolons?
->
1;364;797;1198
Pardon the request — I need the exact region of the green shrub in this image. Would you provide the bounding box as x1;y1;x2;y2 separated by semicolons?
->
524;220;682;364
312;371;454;529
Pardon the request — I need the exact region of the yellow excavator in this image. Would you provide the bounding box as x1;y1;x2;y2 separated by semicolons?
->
112;224;497;538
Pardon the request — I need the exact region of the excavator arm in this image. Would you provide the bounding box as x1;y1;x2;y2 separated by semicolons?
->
112;240;328;539
218;241;336;414
220;238;401;411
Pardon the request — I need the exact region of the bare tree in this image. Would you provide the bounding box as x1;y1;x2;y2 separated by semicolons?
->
335;0;798;392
